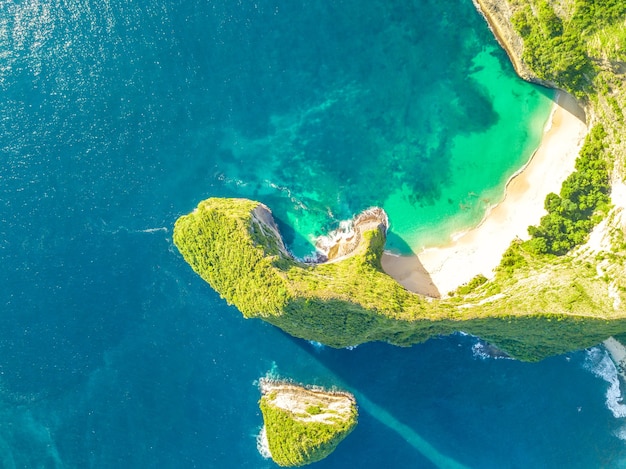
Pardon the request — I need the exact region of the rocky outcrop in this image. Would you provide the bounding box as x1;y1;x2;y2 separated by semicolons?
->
314;208;388;262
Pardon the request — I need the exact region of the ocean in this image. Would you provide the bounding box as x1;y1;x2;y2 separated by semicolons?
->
1;0;626;467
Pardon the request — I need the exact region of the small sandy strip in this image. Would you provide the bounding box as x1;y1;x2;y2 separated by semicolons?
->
382;91;588;297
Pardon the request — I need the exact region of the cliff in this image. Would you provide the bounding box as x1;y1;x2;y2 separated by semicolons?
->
313;208;388;263
258;380;358;467
472;0;551;86
173;198;626;361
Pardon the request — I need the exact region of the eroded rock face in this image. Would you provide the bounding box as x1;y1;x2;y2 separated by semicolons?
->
314;207;388;262
259;379;358;467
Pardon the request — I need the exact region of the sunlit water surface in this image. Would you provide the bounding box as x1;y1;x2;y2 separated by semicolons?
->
1;0;625;467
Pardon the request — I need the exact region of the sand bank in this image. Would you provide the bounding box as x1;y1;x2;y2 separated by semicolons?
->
381;91;588;297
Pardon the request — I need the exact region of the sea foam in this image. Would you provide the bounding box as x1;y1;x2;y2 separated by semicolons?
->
464;334;511;360
308;340;325;351
584;347;626;418
256;426;272;459
615;424;626;441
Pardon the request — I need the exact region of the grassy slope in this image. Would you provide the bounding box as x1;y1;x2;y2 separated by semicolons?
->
173;1;626;362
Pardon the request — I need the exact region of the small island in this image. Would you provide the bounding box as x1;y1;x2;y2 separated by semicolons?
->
258;379;358;467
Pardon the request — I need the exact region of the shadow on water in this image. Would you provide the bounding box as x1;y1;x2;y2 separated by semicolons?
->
532;83;585;123
274;332;470;469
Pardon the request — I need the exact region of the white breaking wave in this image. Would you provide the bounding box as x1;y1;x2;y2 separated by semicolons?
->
471;342;491;360
584;347;626;418
252;362;281;389
137;227;168;233
265;362;280;381
256;426;271;459
311;207;389;262
315;219;355;250
615;424;626;441
308;341;325;351
468;337;511;360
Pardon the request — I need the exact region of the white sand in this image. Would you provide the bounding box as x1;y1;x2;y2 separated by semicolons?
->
382;91;588;297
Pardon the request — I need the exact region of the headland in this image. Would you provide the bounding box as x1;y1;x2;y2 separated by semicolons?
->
173;196;626;361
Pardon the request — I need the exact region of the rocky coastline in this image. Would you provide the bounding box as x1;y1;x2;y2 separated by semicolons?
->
472;0;554;88
471;0;626;375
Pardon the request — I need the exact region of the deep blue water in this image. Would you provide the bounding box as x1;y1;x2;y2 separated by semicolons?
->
1;0;626;467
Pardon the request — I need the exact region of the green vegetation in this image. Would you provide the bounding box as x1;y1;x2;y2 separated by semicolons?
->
511;0;590;94
174;198;626;361
259;384;357;467
306;405;322;415
505;0;626;260
172;199;292;319
455;274;489;296
525;124;611;255
497;241;528;274
510;0;626;95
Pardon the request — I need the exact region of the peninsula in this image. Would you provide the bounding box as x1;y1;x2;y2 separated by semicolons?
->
173;196;626;361
258;379;358;467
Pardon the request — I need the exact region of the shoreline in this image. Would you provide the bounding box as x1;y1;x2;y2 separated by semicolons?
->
382;91;588;297
471;0;532;83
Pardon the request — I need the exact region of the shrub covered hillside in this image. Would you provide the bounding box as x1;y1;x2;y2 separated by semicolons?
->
496;0;626;276
510;0;626;95
173;198;626;361
526;124;611;255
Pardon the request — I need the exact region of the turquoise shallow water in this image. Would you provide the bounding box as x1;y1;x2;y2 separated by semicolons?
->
186;1;554;256
2;0;626;467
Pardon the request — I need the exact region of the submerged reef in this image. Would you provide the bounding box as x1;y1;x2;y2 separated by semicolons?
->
258;379;357;467
173;197;626;361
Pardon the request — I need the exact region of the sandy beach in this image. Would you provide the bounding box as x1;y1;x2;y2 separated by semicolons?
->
381;91;588;297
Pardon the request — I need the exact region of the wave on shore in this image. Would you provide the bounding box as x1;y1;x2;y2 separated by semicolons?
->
309;208;389;263
471;340;512;361
584;347;626;419
256;426;272;459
